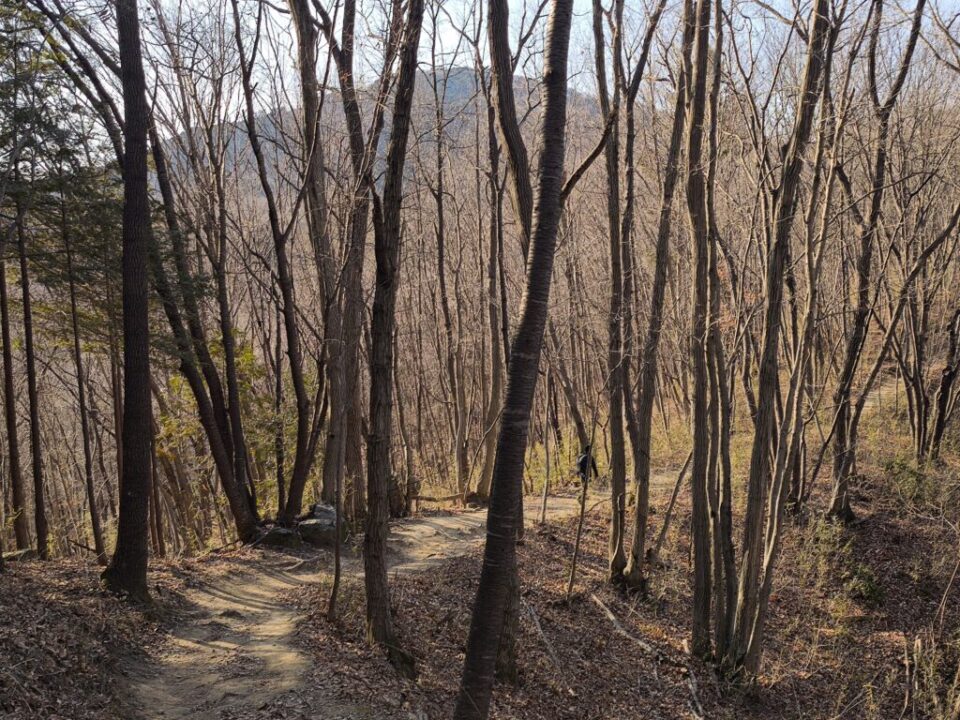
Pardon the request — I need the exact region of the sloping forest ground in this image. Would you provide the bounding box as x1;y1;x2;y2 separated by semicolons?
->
2;403;959;720
286;480;960;719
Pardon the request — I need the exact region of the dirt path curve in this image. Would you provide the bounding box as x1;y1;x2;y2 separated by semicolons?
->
123;493;596;719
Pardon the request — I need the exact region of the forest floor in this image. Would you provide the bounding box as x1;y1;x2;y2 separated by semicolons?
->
1;489;594;720
3;450;959;720
114;492;588;720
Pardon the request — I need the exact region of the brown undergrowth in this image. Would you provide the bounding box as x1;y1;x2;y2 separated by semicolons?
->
0;559;186;720
2;457;957;719
291;474;959;719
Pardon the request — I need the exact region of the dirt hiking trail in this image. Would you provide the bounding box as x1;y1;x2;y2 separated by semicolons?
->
122;475;676;719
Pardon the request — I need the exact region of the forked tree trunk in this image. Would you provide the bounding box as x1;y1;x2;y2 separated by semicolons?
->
453;1;575;716
312;0;397;523
741;63;850;664
705;0;736;650
231;0;318;528
829;0;926;522
620;0;667;595
834;206;960;527
287;0;339;521
428;34;470;499
102;0;154;601
547;321;589;449
148;130;259;542
214;205;257;522
725;0;832;674
476;82;505;501
147;28;242;512
364;0;423;679
480;0;546;677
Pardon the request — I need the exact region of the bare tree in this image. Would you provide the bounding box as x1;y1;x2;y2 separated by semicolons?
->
101;0;154;601
363;0;424;678
724;0;833;675
828;0;927;522
453;0;576;716
684;0;714;657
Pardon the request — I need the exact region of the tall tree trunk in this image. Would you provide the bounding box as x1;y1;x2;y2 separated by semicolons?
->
592;0;627;585
106;286;124;489
63;199;107;564
364;0;423;678
477;81;505;501
548;321;589;449
453;1;575;716
395;358;416;515
0;233;28;550
16;207;46;559
683;0;714;658
623;7;690;592
11;206;46;561
275;311;286;514
387;340;407;518
102;0;154;601
149;432;165;558
725;0;832;674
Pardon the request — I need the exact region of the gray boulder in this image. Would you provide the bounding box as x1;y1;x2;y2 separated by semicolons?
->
307;503;338;523
297;516;345;548
259;527;303;550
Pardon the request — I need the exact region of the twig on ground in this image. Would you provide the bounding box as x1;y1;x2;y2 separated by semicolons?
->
936;542;960;636
591;593;703;713
521;597;576;697
197;538;243;557
590;593;657;654
589;593;685;669
685;661;705;719
283;557;322;572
